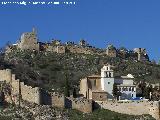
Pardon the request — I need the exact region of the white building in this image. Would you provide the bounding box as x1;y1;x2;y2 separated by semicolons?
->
101;64;136;100
80;64;136;101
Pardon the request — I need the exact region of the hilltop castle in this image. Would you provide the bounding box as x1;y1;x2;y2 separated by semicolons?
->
5;28;150;62
17;28;40;51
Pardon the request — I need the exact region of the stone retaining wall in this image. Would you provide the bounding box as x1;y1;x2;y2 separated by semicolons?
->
95;100;160;120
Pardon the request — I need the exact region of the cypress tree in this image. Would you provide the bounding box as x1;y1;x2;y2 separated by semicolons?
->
73;88;77;98
113;83;118;99
64;73;70;97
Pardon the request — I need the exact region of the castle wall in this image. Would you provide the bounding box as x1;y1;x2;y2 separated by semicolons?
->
50;92;65;108
0;69;41;105
66;46;94;54
106;49;117;57
46;45;65;53
80;78;88;98
57;46;66;53
67;97;92;113
0;69;12;83
149;101;160;120
49;92;92;113
20;82;40;104
96;100;160;120
11;76;41;104
11;75;20;95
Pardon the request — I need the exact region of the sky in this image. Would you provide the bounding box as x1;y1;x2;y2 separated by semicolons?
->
0;0;160;61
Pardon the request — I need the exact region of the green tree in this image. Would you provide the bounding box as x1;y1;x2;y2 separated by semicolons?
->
73;88;77;98
64;73;70;97
138;81;146;97
112;83;121;100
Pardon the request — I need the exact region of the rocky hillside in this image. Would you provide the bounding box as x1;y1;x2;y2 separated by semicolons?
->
2;49;160;93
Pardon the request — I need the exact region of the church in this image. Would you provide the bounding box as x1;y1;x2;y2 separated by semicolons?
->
80;64;136;101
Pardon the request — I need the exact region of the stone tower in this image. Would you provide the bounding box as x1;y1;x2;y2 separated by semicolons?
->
17;28;39;51
79;39;86;47
106;44;117;57
133;48;149;61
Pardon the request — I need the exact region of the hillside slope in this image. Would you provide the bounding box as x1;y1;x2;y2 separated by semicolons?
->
3;50;160;93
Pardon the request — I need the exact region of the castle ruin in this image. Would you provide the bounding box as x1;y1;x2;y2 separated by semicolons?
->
133;48;149;61
0;69;41;104
17;28;40;51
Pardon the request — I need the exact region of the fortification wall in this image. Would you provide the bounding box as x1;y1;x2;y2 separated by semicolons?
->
18;43;39;51
96;100;160;120
149;101;160;120
11;75;41;104
57;46;66;53
11;75;20;95
46;46;57;52
46;45;65;53
50;92;92;113
66;46;94;54
0;69;12;83
50;92;65;108
20;82;40;104
106;50;117;57
69;97;92;113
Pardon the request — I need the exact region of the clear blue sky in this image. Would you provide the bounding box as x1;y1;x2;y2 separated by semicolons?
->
0;0;160;61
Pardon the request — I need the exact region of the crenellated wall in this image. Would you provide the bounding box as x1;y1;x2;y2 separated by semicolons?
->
20;82;40;104
0;69;41;105
49;92;93;113
46;45;66;53
66;45;95;55
68;97;92;113
1;69;159;118
0;69;12;83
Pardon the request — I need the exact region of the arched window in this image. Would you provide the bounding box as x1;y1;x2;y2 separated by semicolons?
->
106;72;108;77
132;87;134;92
126;87;128;91
109;72;111;77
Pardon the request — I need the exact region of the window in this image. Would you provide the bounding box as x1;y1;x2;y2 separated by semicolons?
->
122;87;125;91
132;94;133;97
105;72;108;77
109;72;111;77
126;88;128;91
108;82;110;84
129;87;131;91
